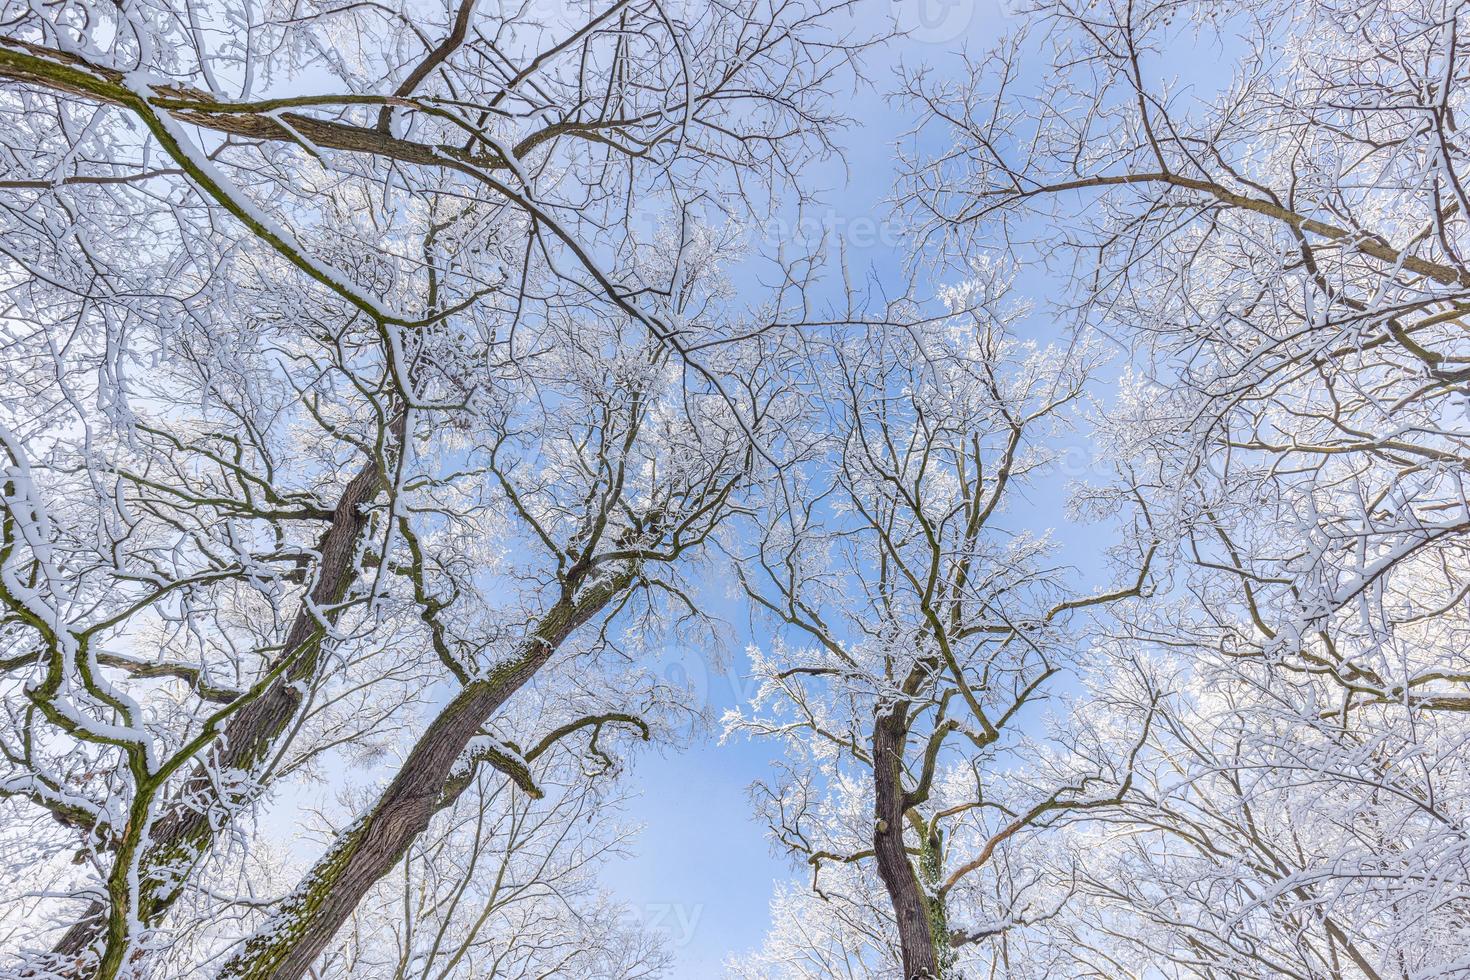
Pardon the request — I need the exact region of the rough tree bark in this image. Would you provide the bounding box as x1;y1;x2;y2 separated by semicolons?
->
213;567;634;980
872;705;943;980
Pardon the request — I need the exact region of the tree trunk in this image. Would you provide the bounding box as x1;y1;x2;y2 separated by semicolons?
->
49;458;384;971
218;675;525;980
214;570;630;980
872;706;943;979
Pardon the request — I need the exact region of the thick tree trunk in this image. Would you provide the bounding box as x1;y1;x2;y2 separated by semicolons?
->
214;571;630;980
872;706;943;979
218;676;526;980
49;459;384;971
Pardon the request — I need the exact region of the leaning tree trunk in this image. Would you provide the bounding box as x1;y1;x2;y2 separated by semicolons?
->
214;568;632;980
872;705;943;979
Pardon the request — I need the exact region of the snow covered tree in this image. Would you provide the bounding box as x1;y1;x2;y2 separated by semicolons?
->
889;0;1470;975
900;0;1470;720
1022;646;1470;979
724;270;1153;978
